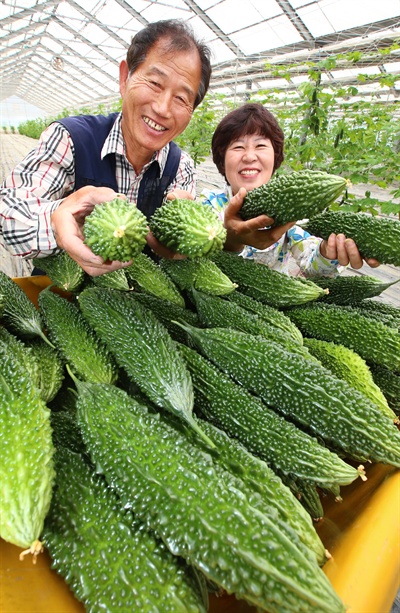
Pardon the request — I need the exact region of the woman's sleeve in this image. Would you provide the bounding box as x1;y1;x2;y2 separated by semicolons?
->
286;225;342;277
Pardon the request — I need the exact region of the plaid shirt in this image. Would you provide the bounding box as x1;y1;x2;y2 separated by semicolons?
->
0;114;196;258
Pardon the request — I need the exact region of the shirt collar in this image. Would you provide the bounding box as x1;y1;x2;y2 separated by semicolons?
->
101;113;170;177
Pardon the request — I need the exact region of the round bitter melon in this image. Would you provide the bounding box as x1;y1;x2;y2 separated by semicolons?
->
150;199;227;257
83;196;148;262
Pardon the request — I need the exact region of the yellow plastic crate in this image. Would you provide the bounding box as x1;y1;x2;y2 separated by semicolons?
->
1;276;399;613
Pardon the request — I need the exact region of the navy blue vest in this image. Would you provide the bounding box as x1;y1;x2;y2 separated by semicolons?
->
57;113;181;220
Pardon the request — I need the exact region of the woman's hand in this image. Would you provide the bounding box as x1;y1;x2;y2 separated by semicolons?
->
320;233;380;269
223;187;295;253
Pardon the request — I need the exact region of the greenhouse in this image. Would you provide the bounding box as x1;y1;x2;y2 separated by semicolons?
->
1;1;400;613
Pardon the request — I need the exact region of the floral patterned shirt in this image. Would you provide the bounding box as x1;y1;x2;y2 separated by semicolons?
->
201;188;341;278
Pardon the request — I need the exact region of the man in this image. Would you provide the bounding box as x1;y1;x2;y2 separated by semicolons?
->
0;19;211;276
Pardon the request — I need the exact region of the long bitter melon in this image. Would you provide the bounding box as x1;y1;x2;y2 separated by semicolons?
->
75;379;345;613
0;271;52;346
302;210;400;266
44;445;208;612
39;287;119;385
303;337;396;421
212;251;327;307
0;343;55;558
32;251;85;292
160;257;237;295
313;274;399;305
77;287;213;446
286;302;400;373
125;252;185;307
175;322;400;467
240;170;347;225
178;343;363;489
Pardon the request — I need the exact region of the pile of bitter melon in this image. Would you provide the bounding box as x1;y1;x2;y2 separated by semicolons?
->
1;249;400;613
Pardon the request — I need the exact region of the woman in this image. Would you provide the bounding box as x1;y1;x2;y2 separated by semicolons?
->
202;103;379;277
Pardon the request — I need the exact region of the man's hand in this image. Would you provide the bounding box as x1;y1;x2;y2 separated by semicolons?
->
223;187;295;253
50;186;133;276
320;233;380;269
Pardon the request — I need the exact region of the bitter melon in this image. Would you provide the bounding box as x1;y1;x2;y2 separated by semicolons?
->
286;302;400;372
74;378;345;613
32;251;85;292
240;170;348;225
25;339;64;403
212;251;327;307
189;417;328;565
125;252;185;307
77;287;213;446
90;268;130;290
83;196;148;262
303;338;396;421
0;271;52;346
313;274;399;305
39;287;119;385
175;322;400;467
44;445;208;612
0;343;55;559
191;289;308;354
150;199;227;257
178;343;363;490
303;210;400;266
369;363;400;415
160;257;237;295
226;290;303;344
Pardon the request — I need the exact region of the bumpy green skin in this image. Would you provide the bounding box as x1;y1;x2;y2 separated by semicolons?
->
303;338;395;421
286;302;400;373
192;289;306;353
304;210;400;266
227;290;303;343
83;197;148;262
177;323;400;466
240;170;347;225
283;476;325;521
90;268;130;290
76;380;345;613
314;274;399;305
369;364;400;415
355;300;400;330
0;326;40;388
77;288;208;443
212;251;326;307
26;339;65;403
0;271;50;344
44;446;207;613
191;417;327;565
161;257;237;295
32;251;85;292
39;288;118;385
150;199;227;257
0;344;55;551
178;343;360;489
132;292;201;344
125;252;185;307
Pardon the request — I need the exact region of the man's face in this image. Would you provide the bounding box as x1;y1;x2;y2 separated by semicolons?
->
119;39;202;171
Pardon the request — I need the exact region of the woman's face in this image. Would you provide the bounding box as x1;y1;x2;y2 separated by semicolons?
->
224;133;275;195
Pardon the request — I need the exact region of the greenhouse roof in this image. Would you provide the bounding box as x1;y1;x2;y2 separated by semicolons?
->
1;0;399;118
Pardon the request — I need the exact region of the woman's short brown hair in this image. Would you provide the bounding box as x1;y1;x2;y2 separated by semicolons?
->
212;103;285;179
